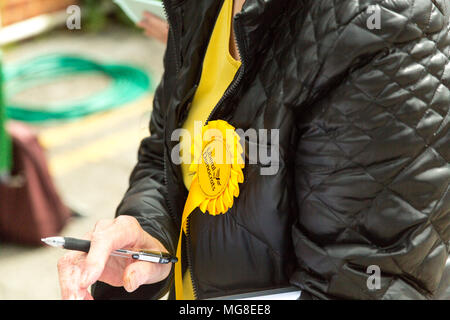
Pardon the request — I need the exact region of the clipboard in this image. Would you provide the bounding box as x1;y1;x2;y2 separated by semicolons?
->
207;287;302;300
113;0;166;23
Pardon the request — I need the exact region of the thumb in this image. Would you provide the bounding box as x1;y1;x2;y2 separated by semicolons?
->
123;261;163;292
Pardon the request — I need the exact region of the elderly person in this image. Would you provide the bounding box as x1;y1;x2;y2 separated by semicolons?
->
58;0;450;300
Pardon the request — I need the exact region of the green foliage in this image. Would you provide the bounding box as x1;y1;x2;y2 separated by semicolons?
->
80;0;138;32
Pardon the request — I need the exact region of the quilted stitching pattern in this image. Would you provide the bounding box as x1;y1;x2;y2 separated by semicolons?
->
179;0;450;299
288;0;450;299
105;0;450;300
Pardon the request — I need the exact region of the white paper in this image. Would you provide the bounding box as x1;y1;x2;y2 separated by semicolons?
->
239;290;302;300
208;287;302;300
113;0;166;23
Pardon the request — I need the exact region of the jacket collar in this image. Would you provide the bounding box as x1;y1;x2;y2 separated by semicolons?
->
237;0;289;61
164;0;289;69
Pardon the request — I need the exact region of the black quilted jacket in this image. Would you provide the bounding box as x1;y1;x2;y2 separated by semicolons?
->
93;0;450;299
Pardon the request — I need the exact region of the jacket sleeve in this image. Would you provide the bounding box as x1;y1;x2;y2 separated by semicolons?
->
92;33;179;300
290;0;450;299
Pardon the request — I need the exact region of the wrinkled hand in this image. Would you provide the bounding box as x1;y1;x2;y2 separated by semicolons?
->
57;215;172;300
137;11;169;44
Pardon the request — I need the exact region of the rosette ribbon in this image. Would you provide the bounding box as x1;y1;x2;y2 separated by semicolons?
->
174;120;245;299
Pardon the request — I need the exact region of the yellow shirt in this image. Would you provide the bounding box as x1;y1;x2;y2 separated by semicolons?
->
180;0;241;190
179;0;241;299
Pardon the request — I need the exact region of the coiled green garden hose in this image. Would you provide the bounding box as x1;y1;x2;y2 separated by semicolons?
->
3;54;152;122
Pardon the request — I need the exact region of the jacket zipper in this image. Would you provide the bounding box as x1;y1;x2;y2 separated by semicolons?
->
185;214;199;298
159;0;183;299
185;12;249;300
160;0;181;229
205;16;248;124
162;0;181;74
161;0;248;299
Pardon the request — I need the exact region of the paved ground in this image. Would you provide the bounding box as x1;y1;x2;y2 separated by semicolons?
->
0;26;165;299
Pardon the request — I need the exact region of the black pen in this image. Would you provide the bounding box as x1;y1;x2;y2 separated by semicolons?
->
41;236;177;264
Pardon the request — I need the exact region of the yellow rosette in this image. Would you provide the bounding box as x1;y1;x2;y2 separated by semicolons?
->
175;120;244;299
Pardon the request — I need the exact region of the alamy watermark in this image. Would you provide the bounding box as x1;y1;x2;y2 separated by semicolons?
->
66;5;81;30
170;121;280;176
65;4;381;31
366;265;381;290
366;5;381;30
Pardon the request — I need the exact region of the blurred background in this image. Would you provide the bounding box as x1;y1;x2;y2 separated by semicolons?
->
0;0;167;299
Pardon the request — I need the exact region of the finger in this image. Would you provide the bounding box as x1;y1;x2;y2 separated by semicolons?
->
81;216;138;288
60;264;89;300
137;23;145;31
80;236;112;288
139;18;156;32
57;251;86;299
140;13;168;31
81;219;115;287
122;261;168;292
138;15;168;43
137;19;149;29
139;11;160;28
92;219;114;233
144;29;168;44
143;11;163;21
65;264;87;300
69;288;90;300
82;231;93;241
83;290;94;300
